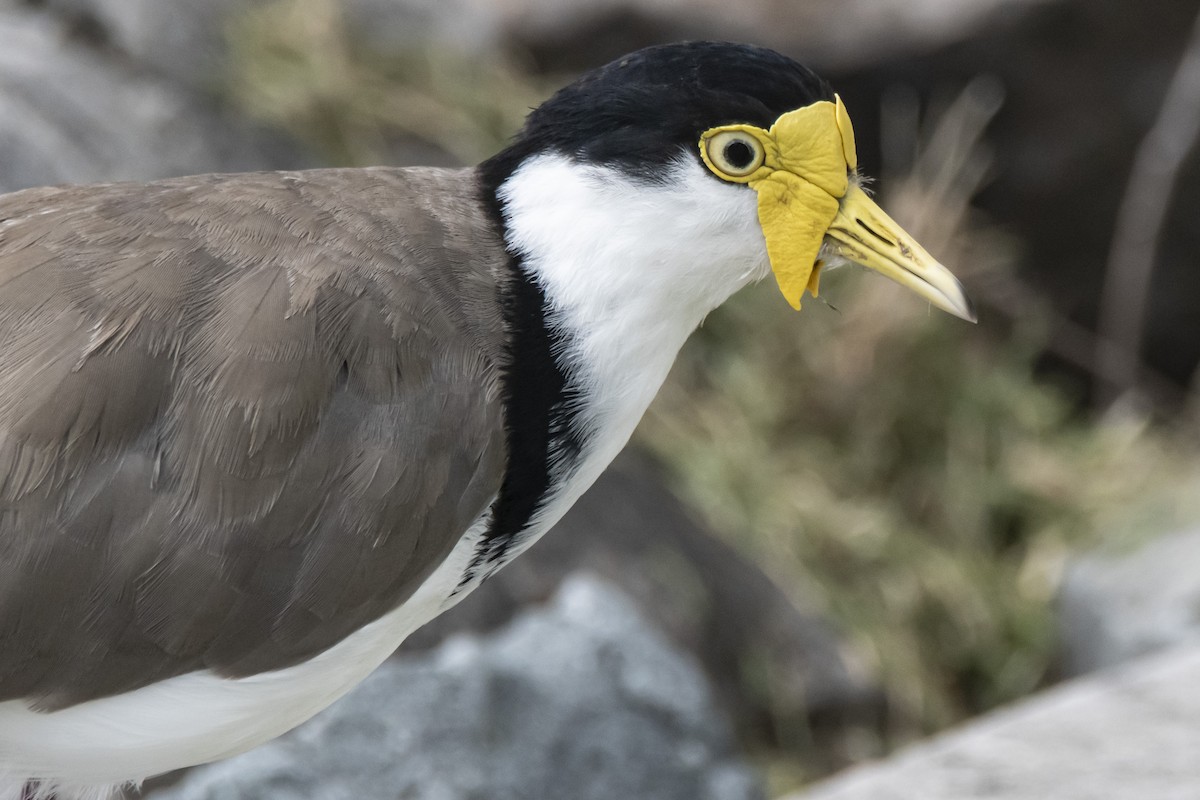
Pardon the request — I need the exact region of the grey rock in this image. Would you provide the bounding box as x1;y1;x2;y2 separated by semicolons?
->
0;6;278;192
499;0;1054;72
342;0;505;55
400;457;883;762
38;0;250;88
33;0;505;88
1058;527;1200;677
783;644;1200;800
147;575;764;800
345;0;1055;74
27;0;1055;89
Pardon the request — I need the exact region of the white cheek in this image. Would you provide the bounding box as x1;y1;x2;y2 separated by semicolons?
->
499;154;769;322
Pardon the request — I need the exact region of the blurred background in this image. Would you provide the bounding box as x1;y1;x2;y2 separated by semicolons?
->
3;0;1200;797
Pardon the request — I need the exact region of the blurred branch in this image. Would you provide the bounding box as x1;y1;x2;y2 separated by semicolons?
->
881;76;1004;255
886;77;1188;414
1095;9;1200;408
971;271;1188;412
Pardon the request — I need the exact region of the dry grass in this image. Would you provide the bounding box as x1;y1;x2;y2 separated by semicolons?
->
223;0;548;165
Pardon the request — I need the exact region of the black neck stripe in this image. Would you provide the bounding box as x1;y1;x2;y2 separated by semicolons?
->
466;160;589;579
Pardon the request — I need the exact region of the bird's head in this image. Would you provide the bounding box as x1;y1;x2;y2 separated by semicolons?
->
481;41;975;323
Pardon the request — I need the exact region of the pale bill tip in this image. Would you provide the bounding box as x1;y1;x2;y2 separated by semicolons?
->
937;275;977;323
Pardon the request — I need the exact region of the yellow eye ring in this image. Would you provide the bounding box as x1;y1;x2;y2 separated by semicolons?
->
702;130;765;179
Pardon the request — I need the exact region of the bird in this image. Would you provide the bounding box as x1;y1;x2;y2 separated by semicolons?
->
0;41;974;800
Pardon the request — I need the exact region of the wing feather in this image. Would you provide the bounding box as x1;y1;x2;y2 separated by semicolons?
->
0;168;508;709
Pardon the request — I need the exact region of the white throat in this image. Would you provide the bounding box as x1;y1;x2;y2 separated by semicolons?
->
497;153;770;520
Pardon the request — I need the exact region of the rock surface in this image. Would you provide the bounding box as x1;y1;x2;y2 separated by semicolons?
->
146;575;763;800
783;643;1200;800
400;457;882;760
1058;527;1200;677
0;3;286;192
29;0;1054;85
38;0;248;87
501;0;1053;73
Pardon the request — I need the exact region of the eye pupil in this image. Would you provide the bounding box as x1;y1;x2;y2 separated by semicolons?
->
723;140;754;169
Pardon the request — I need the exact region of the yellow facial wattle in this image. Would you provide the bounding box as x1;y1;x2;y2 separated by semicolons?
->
698;95;975;321
700;96;853;310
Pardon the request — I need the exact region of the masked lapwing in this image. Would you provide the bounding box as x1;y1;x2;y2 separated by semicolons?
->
0;41;974;800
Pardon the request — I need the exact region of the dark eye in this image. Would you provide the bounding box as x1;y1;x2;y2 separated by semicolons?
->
723;140;754;170
703;130;765;179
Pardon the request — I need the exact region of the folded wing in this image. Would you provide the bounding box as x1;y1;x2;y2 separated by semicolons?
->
0;168;508;709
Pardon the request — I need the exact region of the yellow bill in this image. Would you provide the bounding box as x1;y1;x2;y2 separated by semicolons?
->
823;183;976;320
698;95;975;321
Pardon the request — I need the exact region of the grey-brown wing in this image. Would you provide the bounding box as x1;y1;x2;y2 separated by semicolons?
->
0;167;509;709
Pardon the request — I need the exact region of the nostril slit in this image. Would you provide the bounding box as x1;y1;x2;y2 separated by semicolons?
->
857;218;895;247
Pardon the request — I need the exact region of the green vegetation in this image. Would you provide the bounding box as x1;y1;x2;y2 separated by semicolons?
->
223;0;1200;789
224;0;547;165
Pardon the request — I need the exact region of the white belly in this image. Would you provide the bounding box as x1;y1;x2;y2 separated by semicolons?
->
0;514;494;798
